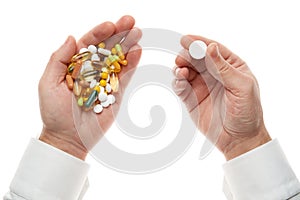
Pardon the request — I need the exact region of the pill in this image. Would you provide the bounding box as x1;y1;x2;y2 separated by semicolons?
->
67;63;75;74
94;85;100;93
107;94;116;104
85;90;98;108
98;42;105;49
105;83;112;93
88;45;97;54
77;97;84;107
71;61;83;79
100;86;105;93
89;79;97;88
73;81;82;96
98;48;111;56
115;44;125;60
93;104;103;113
189;40;207;59
111;48;117;55
98;92;108;102
110;72;119;92
101;99;110;108
91;54;100;61
79;47;88;53
71;51;91;63
81;61;93;73
119;59;128;66
66;75;74;90
101;72;108;79
100;79;107;87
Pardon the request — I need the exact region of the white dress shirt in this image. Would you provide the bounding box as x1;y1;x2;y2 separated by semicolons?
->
4;138;300;199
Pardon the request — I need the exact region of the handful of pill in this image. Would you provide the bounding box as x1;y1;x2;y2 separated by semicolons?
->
65;42;127;114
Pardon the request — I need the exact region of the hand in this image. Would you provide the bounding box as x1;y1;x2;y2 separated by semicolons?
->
173;35;271;160
38;16;142;160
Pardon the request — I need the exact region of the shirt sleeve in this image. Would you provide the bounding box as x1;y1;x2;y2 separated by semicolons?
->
3;138;90;200
223;139;300;200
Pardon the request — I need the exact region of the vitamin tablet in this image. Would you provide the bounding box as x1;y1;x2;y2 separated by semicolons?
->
107;94;116;104
101;99;110;108
189;40;207;59
88;45;97;54
93;104;103;113
105;83;112;93
98;92;108;102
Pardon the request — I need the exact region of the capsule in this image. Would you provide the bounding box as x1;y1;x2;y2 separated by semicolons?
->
84;89;98;108
71;61;83;79
98;42;105;49
73;80;82;96
71;51;91;63
98;48;111;56
66;75;74;90
110;72;119;92
109;55;121;70
115;44;125;60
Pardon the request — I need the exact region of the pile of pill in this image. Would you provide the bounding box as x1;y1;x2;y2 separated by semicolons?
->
65;42;127;114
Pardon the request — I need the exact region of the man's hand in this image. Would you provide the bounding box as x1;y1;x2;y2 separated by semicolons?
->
173;35;271;160
38;15;142;160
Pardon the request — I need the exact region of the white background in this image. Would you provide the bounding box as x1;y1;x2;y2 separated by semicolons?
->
1;0;300;199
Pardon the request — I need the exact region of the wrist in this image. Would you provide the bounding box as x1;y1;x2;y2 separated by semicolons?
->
223;125;272;161
39;128;88;160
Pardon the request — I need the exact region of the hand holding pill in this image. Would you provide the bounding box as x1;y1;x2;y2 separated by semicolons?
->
174;35;271;160
38;16;142;160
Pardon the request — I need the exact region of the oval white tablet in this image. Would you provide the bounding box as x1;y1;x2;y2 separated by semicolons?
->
189;40;207;59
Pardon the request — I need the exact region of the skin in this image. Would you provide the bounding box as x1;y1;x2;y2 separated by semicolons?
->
39;16;271;161
173;35;271;160
39;15;142;160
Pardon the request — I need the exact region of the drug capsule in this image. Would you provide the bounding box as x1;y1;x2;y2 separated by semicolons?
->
73;80;82;96
71;51;91;63
111;48;117;55
77;97;84;107
98;42;105;49
84;90;98;108
101;72;108;79
99;79;107;87
110;72;119;92
71;61;83;79
115;44;125;60
67;63;75;74
66;75;74;90
98;48;111;56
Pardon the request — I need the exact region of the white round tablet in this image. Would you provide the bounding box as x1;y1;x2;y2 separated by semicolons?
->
93;104;103;114
189;40;207;59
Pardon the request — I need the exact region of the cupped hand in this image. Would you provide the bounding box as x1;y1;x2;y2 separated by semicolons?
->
39;15;142;160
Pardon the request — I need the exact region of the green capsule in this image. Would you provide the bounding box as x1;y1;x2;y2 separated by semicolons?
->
84;90;98;108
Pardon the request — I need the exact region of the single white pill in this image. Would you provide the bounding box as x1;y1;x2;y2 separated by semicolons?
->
79;47;89;54
189;40;207;59
90;79;97;88
101;99;110;108
105;83;112;93
91;54;100;61
93;104;103;114
107;94;116;105
88;45;97;54
98;48;111;56
100;86;105;93
98;92;108;102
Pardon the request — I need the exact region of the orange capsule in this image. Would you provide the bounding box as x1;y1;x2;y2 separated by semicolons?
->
66;75;74;90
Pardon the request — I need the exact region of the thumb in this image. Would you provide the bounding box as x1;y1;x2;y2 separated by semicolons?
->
43;36;77;84
205;43;243;90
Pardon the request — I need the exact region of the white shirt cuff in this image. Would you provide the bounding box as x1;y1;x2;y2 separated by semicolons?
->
223;139;300;200
9;138;90;200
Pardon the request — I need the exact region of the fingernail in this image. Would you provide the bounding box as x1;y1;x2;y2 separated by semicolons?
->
175;68;180;76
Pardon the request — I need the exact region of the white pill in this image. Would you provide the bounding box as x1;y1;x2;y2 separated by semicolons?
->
98;92;108;102
98;48;111;56
89;79;97;88
81;61;93;73
189;40;207;59
88;45;97;54
91;54;100;61
107;94;116;105
79;48;89;54
101;99;110;108
105;83;112;93
100;86;105;93
93;104;103;114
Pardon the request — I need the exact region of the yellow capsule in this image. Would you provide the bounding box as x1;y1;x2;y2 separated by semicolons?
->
100;79;107;87
112;61;121;71
98;42;105;49
111;48;117;55
110;72;119;92
71;51;91;63
115;44;125;60
67;63;76;74
105;57;112;67
94;85;100;93
83;97;88;102
119;59;128;66
101;72;108;79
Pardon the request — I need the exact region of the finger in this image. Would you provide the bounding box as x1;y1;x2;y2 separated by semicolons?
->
175;49;206;73
205;43;244;90
118;44;142;92
77;21;116;51
121;27;142;53
104;15;136;50
44;36;77;84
